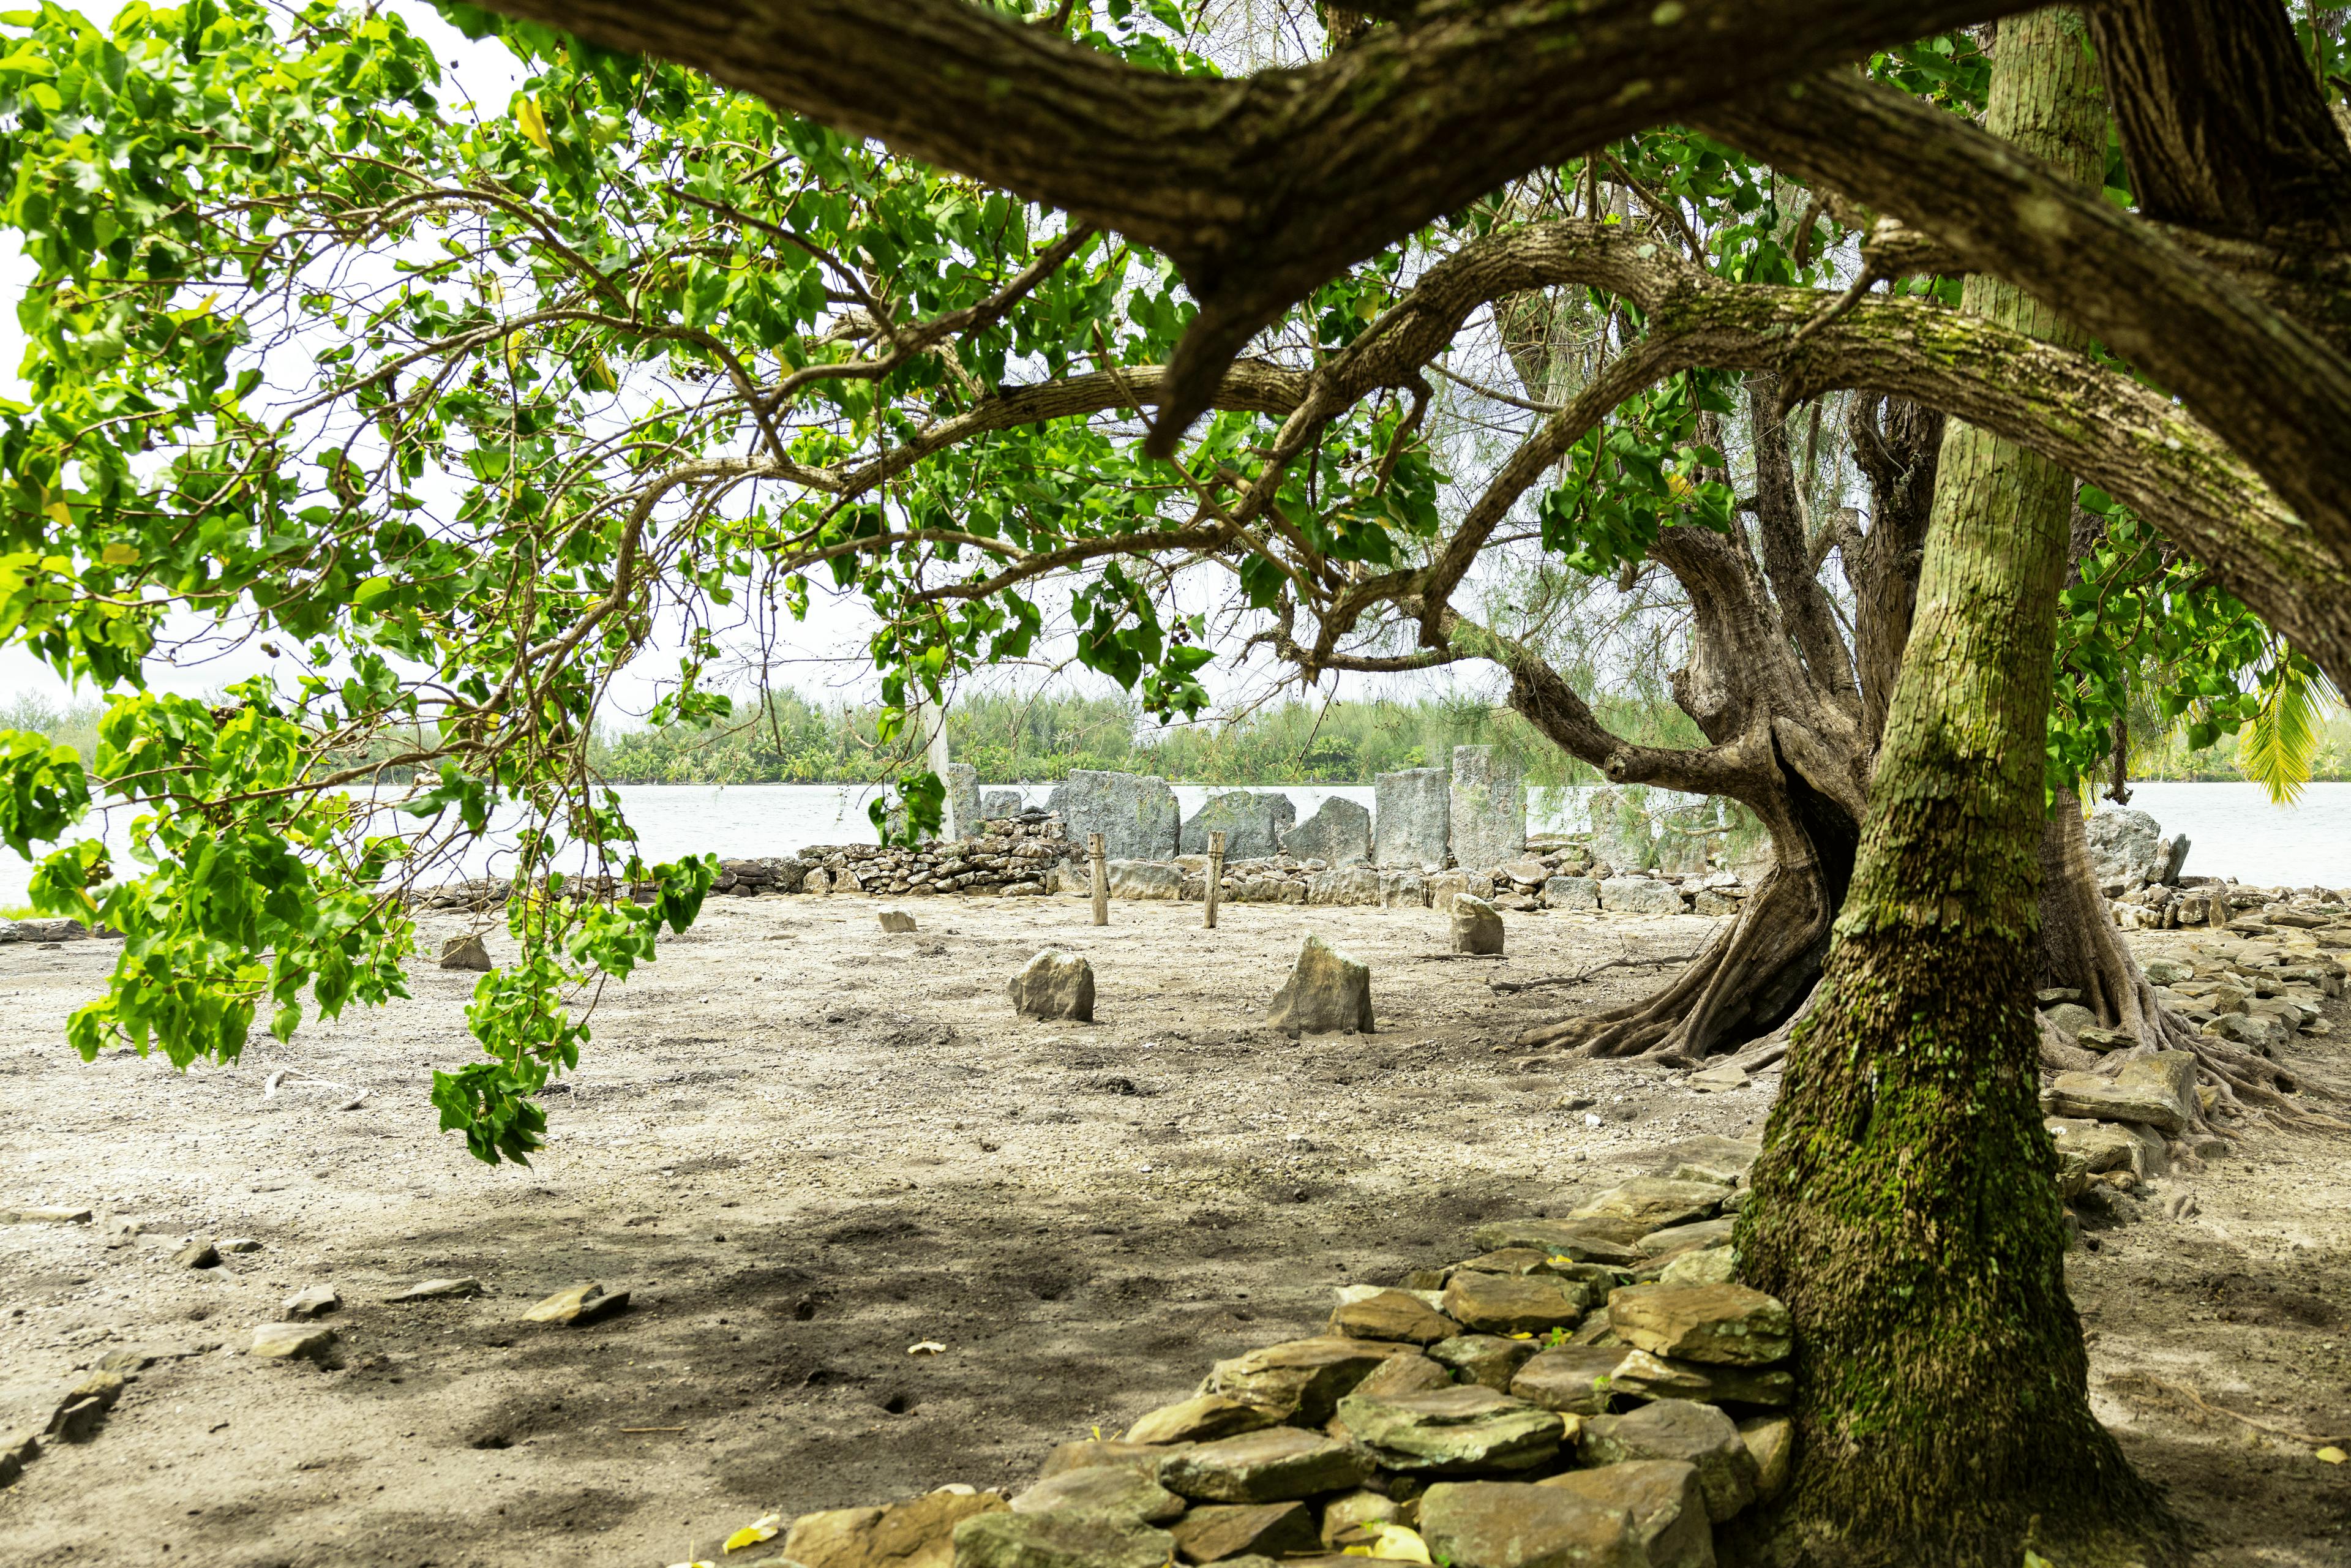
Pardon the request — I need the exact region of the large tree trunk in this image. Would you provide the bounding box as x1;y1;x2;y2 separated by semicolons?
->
1732;13;2177;1564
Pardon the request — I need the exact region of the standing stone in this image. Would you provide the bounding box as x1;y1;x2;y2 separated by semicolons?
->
1585;786;1655;872
1279;797;1373;866
982;788;1026;821
878;908;918;933
1009;952;1095;1022
1180;791;1297;860
1267;935;1374;1037
1055;771;1180;861
1450;895;1504;956
2085;807;2164;889
1449;748;1524;871
945;763;980;842
1375;768;1451;867
438;933;492;971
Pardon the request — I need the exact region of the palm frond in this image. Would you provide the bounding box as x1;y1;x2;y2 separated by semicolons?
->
2240;664;2341;805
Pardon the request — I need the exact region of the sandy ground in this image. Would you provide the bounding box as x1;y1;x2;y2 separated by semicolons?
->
0;890;2344;1568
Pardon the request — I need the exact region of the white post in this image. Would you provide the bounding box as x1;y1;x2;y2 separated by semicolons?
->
910;689;955;841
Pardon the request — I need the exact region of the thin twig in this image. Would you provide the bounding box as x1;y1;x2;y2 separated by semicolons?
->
2111;1372;2345;1447
1488;951;1704;994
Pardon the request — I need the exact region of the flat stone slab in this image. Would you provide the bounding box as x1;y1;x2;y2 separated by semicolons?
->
1428;1335;1542;1392
1419;1480;1638;1568
386;1277;483;1302
2042;1051;2194;1133
2;1206;92;1225
1441;1272;1592;1337
1335;1385;1564;1474
1329;1290;1460;1346
1608;1283;1791;1366
1607;1347;1793;1406
250;1322;337;1363
1468;1219;1641;1267
1156;1428;1373;1503
1569;1177;1730;1238
1009;1465;1183;1523
1198;1337;1400;1425
1124;1395;1278;1446
1166;1501;1318;1563
1537;1459;1713;1568
952;1510;1171;1568
1580;1398;1759;1522
520;1282;629;1326
792;1490;1008;1568
1508;1345;1629;1416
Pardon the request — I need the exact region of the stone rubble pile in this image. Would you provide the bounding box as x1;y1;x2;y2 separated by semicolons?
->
724;1137;1786;1568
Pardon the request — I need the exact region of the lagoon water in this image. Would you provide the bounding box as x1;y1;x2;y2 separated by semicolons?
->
6;778;2347;906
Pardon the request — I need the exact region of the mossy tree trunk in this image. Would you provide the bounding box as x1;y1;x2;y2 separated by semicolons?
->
1733;12;2177;1566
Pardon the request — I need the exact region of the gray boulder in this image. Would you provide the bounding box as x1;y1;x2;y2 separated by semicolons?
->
1053;770;1179;861
1181;791;1296;859
1106;861;1183;900
1009;951;1095;1022
1601;876;1686;915
1268;934;1374;1037
1542;875;1598;912
1450;895;1504;956
2086;807;2164;889
1450;746;1525;871
1374;768;1450;867
1307;866;1382;906
1280;797;1373;866
1378;870;1431;909
981;787;1027;820
1586;786;1655;872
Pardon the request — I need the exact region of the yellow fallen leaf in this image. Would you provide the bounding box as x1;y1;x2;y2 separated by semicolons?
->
2318;1446;2347;1464
724;1514;782;1552
1362;1525;1433;1565
666;1561;716;1568
516;94;552;152
1508;1332;1534;1341
907;1340;947;1356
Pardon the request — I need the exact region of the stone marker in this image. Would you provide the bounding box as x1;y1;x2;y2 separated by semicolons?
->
1450;894;1504;956
1157;1427;1373;1502
1168;1501;1319;1563
1009;1465;1185;1523
387;1277;483;1302
1008;951;1095;1022
1608;1282;1791;1365
2086;806;2164;887
1419;1481;1638;1568
953;1511;1172;1568
1585;786;1655;872
1449;746;1525;871
1580;1398;1759;1521
1537;1459;1714;1568
1278;797;1373;866
1374;768;1450;867
1125;1395;1280;1446
1334;1384;1564;1474
250;1322;338;1364
982;788;1026;820
1267;934;1374;1037
788;1488;1008;1568
1052;771;1180;861
282;1285;340;1321
945;762;980;841
438;932;493;971
1198;1337;1400;1424
1180;791;1296;860
1508;1345;1627;1416
877;907;918;933
521;1281;629;1326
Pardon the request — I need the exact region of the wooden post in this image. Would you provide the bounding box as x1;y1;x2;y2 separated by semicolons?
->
1088;833;1109;926
1204;830;1224;929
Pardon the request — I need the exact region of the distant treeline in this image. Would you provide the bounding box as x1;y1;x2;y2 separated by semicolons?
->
4;687;2344;789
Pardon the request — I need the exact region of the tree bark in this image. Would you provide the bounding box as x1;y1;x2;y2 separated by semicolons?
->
1731;13;2176;1564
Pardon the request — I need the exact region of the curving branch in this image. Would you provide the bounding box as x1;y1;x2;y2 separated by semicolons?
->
471;0;2023;452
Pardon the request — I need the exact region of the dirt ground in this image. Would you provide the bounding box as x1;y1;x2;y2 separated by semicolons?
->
0;890;2345;1567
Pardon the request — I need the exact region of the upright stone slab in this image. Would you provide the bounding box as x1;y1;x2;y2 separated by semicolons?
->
1054;770;1179;861
1181;790;1295;859
1374;768;1450;867
1585;786;1655;873
1450;895;1504;956
1268;935;1374;1037
943;763;980;841
1449;747;1524;872
1280;797;1373;866
981;788;1026;820
2085;807;2163;888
